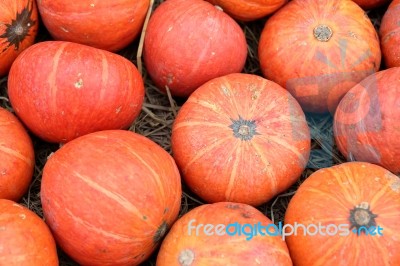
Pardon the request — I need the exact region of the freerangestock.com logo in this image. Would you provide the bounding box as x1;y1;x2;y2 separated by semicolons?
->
187;219;384;241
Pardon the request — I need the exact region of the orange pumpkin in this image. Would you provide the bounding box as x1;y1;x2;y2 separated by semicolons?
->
380;0;400;68
334;67;400;174
259;0;381;114
285;162;400;265
143;0;247;97
205;0;287;21
8;41;145;143
0;107;34;201
41;130;182;266
171;73;310;206
36;0;149;51
0;0;38;76
352;0;391;9
157;202;293;266
0;199;58;265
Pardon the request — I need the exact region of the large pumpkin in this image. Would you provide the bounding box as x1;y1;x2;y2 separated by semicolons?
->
41;130;182;266
259;0;381;114
205;0;287;21
171;73;310;206
0;199;58;265
0;0;38;76
157;202;293;266
285;162;400;265
143;0;247;97
36;0;149;52
8;41;144;143
352;0;391;9
380;0;400;68
0;107;34;201
334;67;400;174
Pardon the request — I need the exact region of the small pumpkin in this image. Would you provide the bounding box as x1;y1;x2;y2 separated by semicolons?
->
36;0;149;52
157;202;293;266
285;162;400;265
41;130;182;266
0;0;38;76
380;0;400;68
334;67;400;174
0;199;58;265
205;0;287;21
143;0;247;97
258;0;381;114
352;0;391;9
171;73;310;206
8;41;144;143
0;107;34;201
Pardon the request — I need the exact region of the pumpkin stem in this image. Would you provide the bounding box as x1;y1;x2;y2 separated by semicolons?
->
0;0;36;52
179;249;195;266
229;116;259;141
313;25;333;42
349;202;378;233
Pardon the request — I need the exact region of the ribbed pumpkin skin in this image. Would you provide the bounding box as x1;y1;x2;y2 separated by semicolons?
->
334;67;400;174
0;199;58;266
171;73;310;206
285;162;400;266
143;0;247;97
0;108;34;201
8;41;144;143
157;202;293;266
205;0;287;21
0;0;38;76
41;130;182;266
36;0;149;52
259;0;381;114
380;0;400;68
352;0;391;9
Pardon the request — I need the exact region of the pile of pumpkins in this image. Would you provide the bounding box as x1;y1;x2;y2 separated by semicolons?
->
0;0;399;265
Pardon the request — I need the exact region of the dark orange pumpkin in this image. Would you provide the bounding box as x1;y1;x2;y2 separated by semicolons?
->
205;0;287;21
0;0;38;76
36;0;149;52
380;0;400;68
41;130;182;266
143;0;247;97
285;162;400;265
334;67;400;174
0;199;58;265
352;0;391;9
259;0;381;114
157;202;293;266
0;107;34;201
171;73;310;206
8;41;144;143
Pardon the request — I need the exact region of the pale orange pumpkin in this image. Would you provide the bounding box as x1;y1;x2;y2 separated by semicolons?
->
0;199;58;265
41;130;182;265
157;202;293;265
259;0;381;114
0;107;34;201
285;162;400;265
334;67;400;174
171;73;310;206
205;0;287;21
380;0;400;68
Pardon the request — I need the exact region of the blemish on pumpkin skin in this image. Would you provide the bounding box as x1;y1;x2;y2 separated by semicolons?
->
19;214;26;220
115;106;122;114
390;180;400;193
74;78;84;89
60;27;69;33
179;249;195;266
